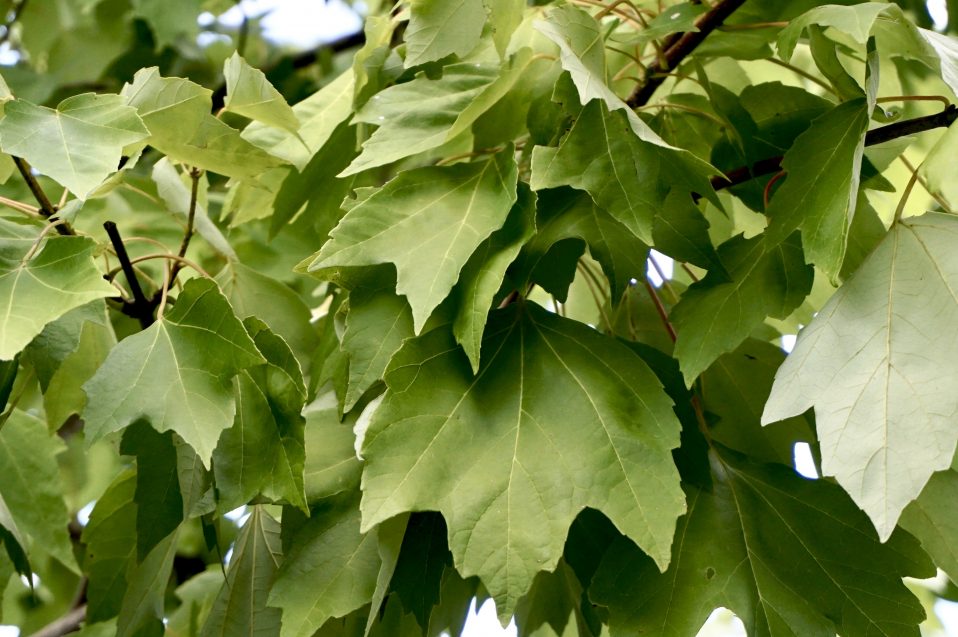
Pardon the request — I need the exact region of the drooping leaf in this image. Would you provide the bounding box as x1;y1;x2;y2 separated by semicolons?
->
388;512;451;631
116;529;179;637
0;230;116;360
452;183;536;372
404;0;487;66
82;470;137;622
303;393;363;504
213;317;308;513
671;232;813;384
763;99;870;281
223;52;300;134
83;277;265;466
341;284;413;412
243;69;355;171
591;449;933;637
764;212;958;539
360;302;684;619
307;150;519;331
0;410;77;572
269;494;387;637
342;51;530;176
201;506;283;637
0;93;149;197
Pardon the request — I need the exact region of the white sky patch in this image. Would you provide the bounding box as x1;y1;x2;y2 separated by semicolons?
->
780;334;796;353
793;442;819;479
77;500;96;527
217;0;362;48
0;627;18;637
646;250;674;287
459;598;517;637
928;0;949;31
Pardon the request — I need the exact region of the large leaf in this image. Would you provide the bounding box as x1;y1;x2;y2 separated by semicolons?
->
671;233;813;384
213;318;308;513
223;52;299;134
360;302;684;618
121;68;280;178
0;93;149;197
531;100;712;244
342;51;530;175
202;506;283;637
0;232;115;360
900;469;958;580
404;0;486;66
83;278;265;466
307;151;519;331
764;212;958;539
591;449;933;637
116;529;179;637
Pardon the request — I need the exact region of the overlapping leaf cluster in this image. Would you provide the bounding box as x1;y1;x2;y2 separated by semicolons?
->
0;1;958;636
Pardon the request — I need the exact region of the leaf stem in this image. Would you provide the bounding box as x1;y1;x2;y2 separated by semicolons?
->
103;221;155;329
642;278;677;342
107;253;211;280
12;157;73;235
27;605;86;637
0;195;40;218
898;154;953;214
168;167;201;287
765;57;836;95
893;169;919;224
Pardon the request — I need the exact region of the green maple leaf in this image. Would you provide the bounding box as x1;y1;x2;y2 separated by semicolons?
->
307;151;518;332
764;213;958;539
82;470;137;622
531;100;712;244
121;68;280;178
900;469;958;580
303;392;363;504
0;227;116;361
341;51;530;176
0;410;77;572
404;0;487;67
201;506;282;637
360;302;684;619
243;69;355;171
213;318;308;513
223;52;300;134
82;278;265;466
131;0;201;50
592;449;933;637
671;232;813;385
0;93;149;197
269;494;390;637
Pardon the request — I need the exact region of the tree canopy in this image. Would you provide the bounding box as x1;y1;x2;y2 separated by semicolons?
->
2;1;958;636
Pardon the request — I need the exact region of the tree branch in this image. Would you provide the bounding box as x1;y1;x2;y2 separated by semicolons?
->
167;168;201;288
27;605;85;637
626;0;747;107
13;157;73;235
708;104;958;194
104;221;156;329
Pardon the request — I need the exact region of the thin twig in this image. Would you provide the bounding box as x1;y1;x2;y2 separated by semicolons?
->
12;157;73;235
168;168;201;286
0;195;40;218
27;605;86;637
642;279;677;342
894;169;920;224
107;253;211;280
103;221;155;329
765;57;836;95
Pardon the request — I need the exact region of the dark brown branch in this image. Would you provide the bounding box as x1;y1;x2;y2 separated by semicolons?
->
167;168;200;287
13;157;73;236
708;104;958;194
0;0;29;48
627;0;747;107
27;605;85;637
104;221;156;329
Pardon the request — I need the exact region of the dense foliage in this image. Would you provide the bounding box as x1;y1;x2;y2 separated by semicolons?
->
2;0;958;635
